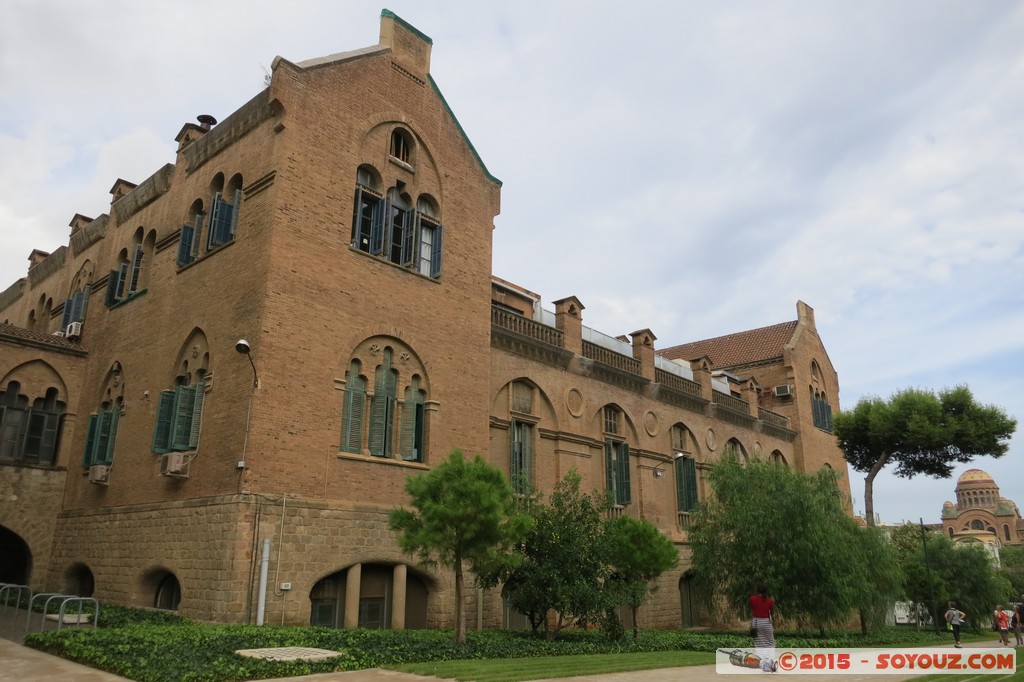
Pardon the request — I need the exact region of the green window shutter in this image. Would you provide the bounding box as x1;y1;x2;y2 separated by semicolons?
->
677;457;698;512
93;410;112;465
187;381;205;450
38;412;63;465
618;443;631;505
399;398;415;458
83;414;99;467
171;386;197;451
101;407;120;465
152;390;176;453
369;366;396;457
341;381;365;454
510;422;524;493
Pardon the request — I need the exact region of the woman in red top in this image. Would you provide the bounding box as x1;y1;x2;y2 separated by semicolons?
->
750;584;777;672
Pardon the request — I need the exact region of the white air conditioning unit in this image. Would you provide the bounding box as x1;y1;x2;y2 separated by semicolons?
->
773;384;793;397
52;331;65;337
88;465;110;484
160;452;189;477
65;321;83;339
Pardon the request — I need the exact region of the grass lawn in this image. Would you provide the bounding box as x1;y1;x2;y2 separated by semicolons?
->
392;650;714;682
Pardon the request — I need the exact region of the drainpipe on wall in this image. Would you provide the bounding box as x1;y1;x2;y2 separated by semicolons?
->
257;538;271;625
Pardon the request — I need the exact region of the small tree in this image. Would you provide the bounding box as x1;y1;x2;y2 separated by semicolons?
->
501;469;610;640
604;515;679;639
388;449;531;643
833;386;1016;527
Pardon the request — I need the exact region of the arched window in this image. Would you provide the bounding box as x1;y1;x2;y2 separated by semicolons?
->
671;425;698;514
603;406;630;506
390;128;413;163
509;381;535;495
0;382;65;465
1003;524;1011;542
152;333;209;459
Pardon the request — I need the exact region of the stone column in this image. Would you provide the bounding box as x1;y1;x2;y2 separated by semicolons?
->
391;564;407;629
344;563;362;628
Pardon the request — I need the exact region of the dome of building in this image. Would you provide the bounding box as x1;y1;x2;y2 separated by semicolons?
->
943;501;954;508
957;469;995;485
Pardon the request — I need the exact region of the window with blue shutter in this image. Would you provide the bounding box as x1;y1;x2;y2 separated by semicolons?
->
177;224;196;266
369;197;387;255
617;442;631;505
208;192;237;248
128;244;144;295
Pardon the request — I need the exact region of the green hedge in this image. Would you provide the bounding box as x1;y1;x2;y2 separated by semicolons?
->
25;616;957;682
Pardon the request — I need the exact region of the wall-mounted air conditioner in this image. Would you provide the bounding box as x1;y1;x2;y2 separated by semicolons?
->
773;384;793;397
88;465;110;484
65;321;83;339
160;452;189;477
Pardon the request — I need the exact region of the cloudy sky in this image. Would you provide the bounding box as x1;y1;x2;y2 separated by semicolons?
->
2;1;1022;525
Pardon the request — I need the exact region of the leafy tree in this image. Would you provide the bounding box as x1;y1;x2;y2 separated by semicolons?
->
833;386;1016;527
690;455;870;631
997;545;1024;602
500;470;610;640
849;525;904;633
604;515;679;639
389;449;532;643
892;525;1011;628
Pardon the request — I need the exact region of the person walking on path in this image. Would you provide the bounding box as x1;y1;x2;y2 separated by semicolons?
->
944;601;966;648
994;605;1010;647
750;584;777;672
1012;605;1023;647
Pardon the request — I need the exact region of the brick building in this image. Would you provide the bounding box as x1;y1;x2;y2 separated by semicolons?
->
0;10;850;631
941;469;1023;554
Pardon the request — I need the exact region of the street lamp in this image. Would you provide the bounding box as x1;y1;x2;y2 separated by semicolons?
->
653;452;687;478
920;518;939;633
235;339;259;473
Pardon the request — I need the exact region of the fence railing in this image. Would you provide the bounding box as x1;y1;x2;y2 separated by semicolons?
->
491;306;564;347
582;340;642;375
712;390;749;414
655;368;703;398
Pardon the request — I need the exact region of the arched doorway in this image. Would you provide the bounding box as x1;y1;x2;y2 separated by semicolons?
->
0;526;31;584
63;563;95;596
679;571;700;627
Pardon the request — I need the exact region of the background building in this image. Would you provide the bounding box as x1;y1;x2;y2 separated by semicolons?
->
941;468;1022;563
0;10;850;631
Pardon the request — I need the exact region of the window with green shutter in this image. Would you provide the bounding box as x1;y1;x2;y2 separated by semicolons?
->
84;403;120;467
340;362;366;454
369;349;397;458
675;455;698;512
605;439;631;506
400;376;425;462
510;420;532;495
151;381;205;454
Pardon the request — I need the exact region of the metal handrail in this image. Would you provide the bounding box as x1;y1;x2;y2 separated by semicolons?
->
0;584;30;615
57;597;99;630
